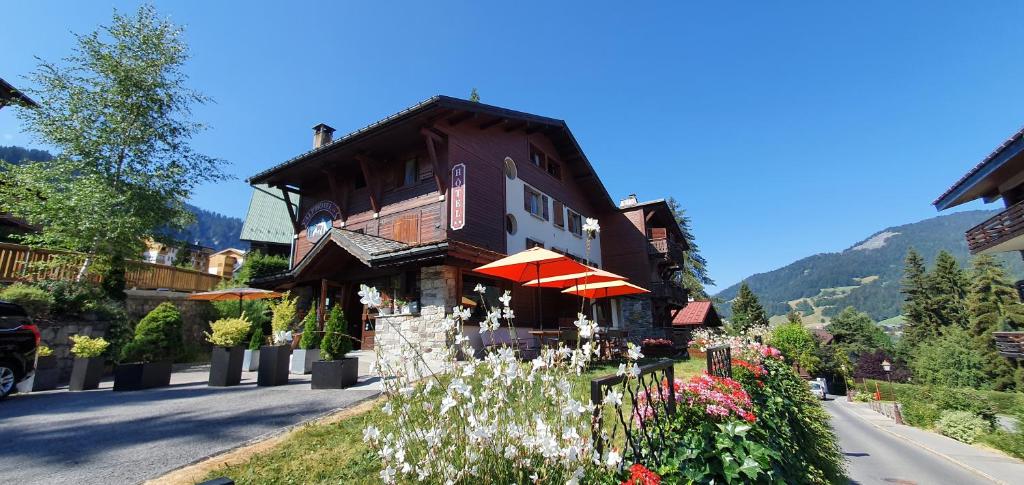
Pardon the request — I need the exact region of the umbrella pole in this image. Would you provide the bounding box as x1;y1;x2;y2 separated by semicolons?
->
536;263;542;330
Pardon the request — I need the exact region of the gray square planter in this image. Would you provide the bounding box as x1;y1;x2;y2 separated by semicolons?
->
113;361;172;392
257;345;290;386
209;346;244;387
290;348;320;374
242;349;260;371
311;358;359;389
69;357;105;391
32;355;59;392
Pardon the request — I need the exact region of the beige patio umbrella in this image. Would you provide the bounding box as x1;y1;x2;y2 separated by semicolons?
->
187;288;283;317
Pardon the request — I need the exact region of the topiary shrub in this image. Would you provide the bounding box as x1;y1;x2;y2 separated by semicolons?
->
299;306;321;350
0;283;55;318
248;322;265;350
120;302;183;363
70;335;109;358
205;315;252;348
936;410;989;444
269;292;297;335
320;305;352;361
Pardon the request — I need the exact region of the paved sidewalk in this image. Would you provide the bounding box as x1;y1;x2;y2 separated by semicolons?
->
838;397;1024;484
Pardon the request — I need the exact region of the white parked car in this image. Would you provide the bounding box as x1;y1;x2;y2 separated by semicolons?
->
809;380;826;400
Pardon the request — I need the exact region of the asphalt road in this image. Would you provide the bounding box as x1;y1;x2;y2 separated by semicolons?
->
823;397;991;485
0;366;379;485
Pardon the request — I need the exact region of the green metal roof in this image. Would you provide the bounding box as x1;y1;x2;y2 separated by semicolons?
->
239;184;294;245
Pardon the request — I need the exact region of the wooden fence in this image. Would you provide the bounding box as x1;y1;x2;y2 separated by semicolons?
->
0;242;223;293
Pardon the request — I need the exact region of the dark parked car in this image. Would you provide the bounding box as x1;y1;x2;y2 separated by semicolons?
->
0;301;40;398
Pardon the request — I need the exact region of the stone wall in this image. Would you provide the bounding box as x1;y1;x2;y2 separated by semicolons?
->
373;265;458;376
620;296;666;343
37;318;113;381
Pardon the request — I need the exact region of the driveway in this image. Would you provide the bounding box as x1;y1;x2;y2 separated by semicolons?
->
824;397;999;484
0;363;380;485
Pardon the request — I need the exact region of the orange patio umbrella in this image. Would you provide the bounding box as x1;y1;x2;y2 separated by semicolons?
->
474;247;590;328
561;280;650;299
187;287;283;317
522;266;625;288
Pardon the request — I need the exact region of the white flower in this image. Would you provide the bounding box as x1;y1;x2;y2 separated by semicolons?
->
363;425;380;443
616;363;627;376
358;284;382;308
583;217;601;236
605;449;622;469
454;334;469;345
628;363;641;378
498;290;512;307
441;317;456;332
380;466;396;483
502;307;515;320
453;306;473;321
603;389;623;407
440;394;457;414
573;313;598;340
480;311;501;333
272;330;292;345
626;342;644;361
474;283;486;293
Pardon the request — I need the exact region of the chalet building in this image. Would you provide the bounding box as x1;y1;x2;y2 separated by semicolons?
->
245;96;688;369
239;184;293;258
207;248;246;278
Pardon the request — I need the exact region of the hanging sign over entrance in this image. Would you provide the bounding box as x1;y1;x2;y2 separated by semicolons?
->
450;163;466;230
302;200;342;242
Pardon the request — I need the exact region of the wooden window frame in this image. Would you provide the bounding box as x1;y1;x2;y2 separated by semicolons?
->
400;158;418;187
553;200;565;229
567;209;583;238
529;144;546;170
523;185;549;221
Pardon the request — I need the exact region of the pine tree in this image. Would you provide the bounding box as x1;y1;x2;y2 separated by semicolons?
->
901;248;937;350
967;255;1024;390
929;250;969;329
730;282;769;333
666;197;713;298
469;88;480;102
786;309;803;325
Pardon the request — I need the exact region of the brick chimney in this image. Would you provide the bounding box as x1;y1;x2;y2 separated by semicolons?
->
619;193;639;208
312;123;336;149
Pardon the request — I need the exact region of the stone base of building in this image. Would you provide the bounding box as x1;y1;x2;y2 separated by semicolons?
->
620;296;667;343
373;265;458;377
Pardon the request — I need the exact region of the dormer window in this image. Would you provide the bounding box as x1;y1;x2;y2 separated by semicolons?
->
529;144;545;169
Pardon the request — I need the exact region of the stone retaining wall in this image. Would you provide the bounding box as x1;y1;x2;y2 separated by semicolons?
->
373;265;458;376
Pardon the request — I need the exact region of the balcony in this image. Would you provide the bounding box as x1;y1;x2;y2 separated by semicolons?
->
648;237;687;267
650;281;687;303
965;200;1024;254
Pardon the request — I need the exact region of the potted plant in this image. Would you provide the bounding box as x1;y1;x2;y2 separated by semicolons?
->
291;305;321;374
641;338;677;358
32;344;60;392
114;302;182;392
258;292;296;386
311;305;358;389
394;298;409;314
378;296;392;316
205;315;251;387
243;323;264;371
69;335;108;391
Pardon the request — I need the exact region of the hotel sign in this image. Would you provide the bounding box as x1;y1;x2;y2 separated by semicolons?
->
450;163;466;230
301;200;341;242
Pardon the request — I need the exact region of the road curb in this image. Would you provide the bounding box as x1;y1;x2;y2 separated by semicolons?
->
842;400;1005;485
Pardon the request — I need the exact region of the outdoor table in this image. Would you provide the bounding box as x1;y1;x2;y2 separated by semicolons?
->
528;329;561;348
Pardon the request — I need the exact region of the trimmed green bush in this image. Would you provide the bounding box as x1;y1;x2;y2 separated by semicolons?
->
248;322;265;350
0;283;54;318
936;410;989;444
206;316;252;348
70;335;109;358
120;302;183;363
299;306;320;350
270;292;297;334
321;305;352;361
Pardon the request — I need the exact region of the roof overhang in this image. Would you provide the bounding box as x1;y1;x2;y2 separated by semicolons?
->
934;127;1024;211
621;199;690;250
0;77;38;109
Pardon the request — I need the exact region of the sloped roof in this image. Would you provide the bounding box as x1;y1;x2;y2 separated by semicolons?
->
672;301;722;327
934;126;1024;210
239;184;294;245
0;77;37;109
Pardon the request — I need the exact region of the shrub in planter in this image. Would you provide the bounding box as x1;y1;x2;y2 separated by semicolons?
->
936;410;989;444
258;293;297;386
292;306;321;374
32;345;60;391
69;335;108;391
205;316;251;387
0;283;54;318
115;302;182;391
641;338;676;358
311;305;357;389
243;322;264;371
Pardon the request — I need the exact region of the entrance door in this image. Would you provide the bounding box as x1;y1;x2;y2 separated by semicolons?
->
322;281;370;351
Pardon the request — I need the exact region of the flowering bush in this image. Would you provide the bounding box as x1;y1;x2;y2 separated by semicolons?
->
680;373;756;423
621;463;660;485
641;338;673;348
936;410;989;444
688;326;770;352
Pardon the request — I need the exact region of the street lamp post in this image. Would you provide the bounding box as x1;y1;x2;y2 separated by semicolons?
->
881;359;904;424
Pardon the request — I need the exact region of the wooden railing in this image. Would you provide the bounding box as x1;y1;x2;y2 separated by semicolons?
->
965;200;1024;254
650;281;687;303
0;242;223;292
648;237;686;266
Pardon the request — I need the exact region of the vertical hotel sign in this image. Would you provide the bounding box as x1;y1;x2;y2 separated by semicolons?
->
450;163;466;230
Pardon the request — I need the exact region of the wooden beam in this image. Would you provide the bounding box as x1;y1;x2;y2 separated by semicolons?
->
276;184;302;233
478;117;504;130
323;170;349;222
354;154;382;214
447;111;475;126
504;121;527;133
422;130;446;196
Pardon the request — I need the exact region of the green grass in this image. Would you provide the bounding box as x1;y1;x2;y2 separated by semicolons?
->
201;356;706;484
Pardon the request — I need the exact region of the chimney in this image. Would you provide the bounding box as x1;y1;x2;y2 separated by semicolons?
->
312;123;336;149
619;193;639;208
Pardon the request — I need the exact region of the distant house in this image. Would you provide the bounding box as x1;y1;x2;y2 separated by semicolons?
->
142;239;213;272
0;77;37;110
810;329;834;346
239;184;293;258
207;248;246;278
671;300;722;328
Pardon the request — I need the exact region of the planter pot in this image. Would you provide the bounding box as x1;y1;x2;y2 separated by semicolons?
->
242;349;260;371
69;357;105;391
257;345;291;386
290;348;320;374
209;346;244;387
688;348;706;360
643;346;676;358
311;358;359;389
113;361;172;392
31;355;60;392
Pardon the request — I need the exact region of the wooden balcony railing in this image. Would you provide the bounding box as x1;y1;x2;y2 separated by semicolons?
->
648;237;686;266
966;200;1024;254
650;281;687;303
0;242;224;292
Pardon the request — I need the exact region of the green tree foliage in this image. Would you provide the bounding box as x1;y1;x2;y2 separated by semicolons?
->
233;251;289;285
121;301;184;363
729;282;769;333
0;283;54;318
795;299;814;316
469;88;480;102
0;5;224;281
826;306;892;360
911;326;987;389
929;250;969;329
667;197;713;298
785;309;803;325
248;322;265;350
269;291;298;334
299;305;321;350
769;323;820;374
901;247;937;350
966;254;1024;390
321;305;352;361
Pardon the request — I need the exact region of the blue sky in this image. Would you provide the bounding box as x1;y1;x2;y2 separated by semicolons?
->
2;1;1023;292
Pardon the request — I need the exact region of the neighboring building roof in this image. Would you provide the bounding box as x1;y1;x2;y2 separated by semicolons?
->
212;248;247;256
0;77;38;109
239;184;294;246
810;329;834;346
934;126;1024;210
672;301;722;327
247;95;617;212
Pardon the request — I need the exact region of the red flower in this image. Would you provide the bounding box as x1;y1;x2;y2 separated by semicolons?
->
621;463;661;485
